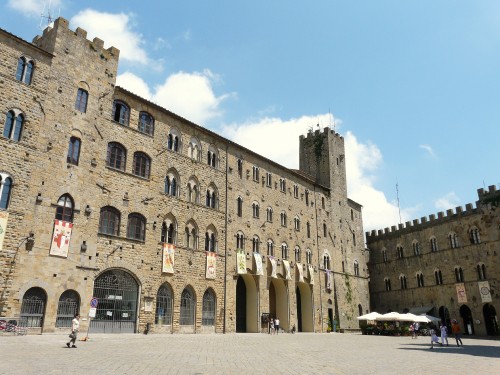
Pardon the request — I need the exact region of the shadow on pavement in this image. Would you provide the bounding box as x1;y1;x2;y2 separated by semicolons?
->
398;342;500;359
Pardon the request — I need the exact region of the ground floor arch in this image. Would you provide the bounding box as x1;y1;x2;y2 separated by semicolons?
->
269;278;289;331
236;274;258;332
483;303;499;336
439;306;450;327
459;304;474;335
90;269;139;333
20;287;47;328
296;283;313;332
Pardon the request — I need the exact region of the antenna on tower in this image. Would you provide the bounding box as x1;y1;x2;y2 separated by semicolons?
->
396;181;402;224
39;1;59;30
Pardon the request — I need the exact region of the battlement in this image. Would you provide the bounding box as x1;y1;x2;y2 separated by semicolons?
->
477;184;499;199
366;202;479;240
32;17;120;60
299;126;344;141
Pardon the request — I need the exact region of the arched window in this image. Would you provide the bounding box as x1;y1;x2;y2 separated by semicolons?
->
396;245;404;259
449;232;459;249
469;227;481;245
252;202;260;218
56;194;74;223
161;218;177;244
187;178;200;204
165;169;179;197
294;216;300;231
294;246;301;262
3;110;24;142
237;197;243;217
138;111;154;135
252;166;260;181
56;290;80;327
477;264;486;280
293;184;299;198
185;221;198;249
237;159;243;178
266;172;272;187
206;185;218;209
416;272;424;287
67;137;81;165
279;178;286;192
127;213;146;241
15;56;34;84
207;146;218;168
155;284;173;325
400;275;408;289
413;241;420;256
75;88;88;113
266;207;273;222
385;278;392;291
205;227;217;252
202;289;216;326
267;239;274;256
98;206;121;236
188;137;201;161
354;260;360;276
281;242;288;259
430;237;438;252
455;267;464;282
0;173;13;209
280;211;287;227
382;249;388;263
252;235;260;253
323;253;331;270
20;287;46;327
112;100;130;125
132;152;151;178
236;232;244;250
434;269;443;285
306;222;311;238
306;249;312;264
305;190;309;206
106;142;126;171
179;288;195;325
167;128;181;152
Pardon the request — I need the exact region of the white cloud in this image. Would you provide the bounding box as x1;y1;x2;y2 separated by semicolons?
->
435;191;460;211
117;70;233;125
8;0;62;17
70;9;149;64
419;144;436;158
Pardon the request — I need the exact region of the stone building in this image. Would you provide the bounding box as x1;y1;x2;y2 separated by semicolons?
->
0;18;369;334
367;185;499;336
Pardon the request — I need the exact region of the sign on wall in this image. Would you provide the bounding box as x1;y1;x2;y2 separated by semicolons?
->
283;260;291;280
206;252;216;279
0;211;8;251
237;250;246;274
455;283;467;303
162;243;175;273
478;281;492;303
49;220;73;258
269;256;277;278
254;253;263;275
296;262;304;282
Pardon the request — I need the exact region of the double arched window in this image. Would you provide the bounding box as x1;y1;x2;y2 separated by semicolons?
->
164;169;179;197
185;220;198;249
187;177;200;204
3;110;24;142
167;129;180;152
161;215;177;244
267;239;274;256
416;272;424;287
280;211;287;227
207;146;218;168
294;246;301;262
15;56;34;84
236;232;245;250
252;202;260;218
188;137;201;161
205;226;217;252
206;185;218;209
0;173;13;209
281;242;288;259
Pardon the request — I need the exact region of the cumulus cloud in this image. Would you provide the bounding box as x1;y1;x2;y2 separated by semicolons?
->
70;9;148;64
8;0;62;17
117;70;233;125
435;192;460;211
419;144;436;158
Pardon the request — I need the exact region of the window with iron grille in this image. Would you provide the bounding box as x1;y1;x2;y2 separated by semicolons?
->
202;289;215;326
56;290;80;328
180;288;195;325
155;285;173;325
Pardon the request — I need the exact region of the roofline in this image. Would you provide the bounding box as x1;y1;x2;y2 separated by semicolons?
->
0;28;53;58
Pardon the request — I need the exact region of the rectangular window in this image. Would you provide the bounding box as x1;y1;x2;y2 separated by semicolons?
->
75;89;88;113
266;172;272;187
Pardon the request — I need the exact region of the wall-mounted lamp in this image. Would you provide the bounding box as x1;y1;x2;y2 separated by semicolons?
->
26;232;35;250
84;205;92;215
81;241;87;252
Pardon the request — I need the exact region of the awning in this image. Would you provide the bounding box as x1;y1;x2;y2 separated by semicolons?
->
408;306;434;315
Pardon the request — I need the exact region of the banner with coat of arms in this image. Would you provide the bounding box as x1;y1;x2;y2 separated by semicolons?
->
49;220;73;258
326;270;332;291
254;253;263;275
478;281;492;303
0;211;8;251
296;262;304;282
308;265;315;285
162;243;175;273
206;252;216;279
283;260;291;280
455;283;467;303
269;256;277;278
237;250;246;274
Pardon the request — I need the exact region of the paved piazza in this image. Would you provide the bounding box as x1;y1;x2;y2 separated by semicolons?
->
0;332;499;375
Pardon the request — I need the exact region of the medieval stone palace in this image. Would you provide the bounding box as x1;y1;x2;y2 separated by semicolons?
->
0;18;369;334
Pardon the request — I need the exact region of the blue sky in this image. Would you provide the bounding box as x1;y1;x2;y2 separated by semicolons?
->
2;0;499;233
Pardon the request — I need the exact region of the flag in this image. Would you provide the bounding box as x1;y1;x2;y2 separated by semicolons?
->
49;220;73;258
206;252;216;279
162;243;175;273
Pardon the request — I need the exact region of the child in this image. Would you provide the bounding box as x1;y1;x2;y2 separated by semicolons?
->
440;322;449;346
430;327;442;349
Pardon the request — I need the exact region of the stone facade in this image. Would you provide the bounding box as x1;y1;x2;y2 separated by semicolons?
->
367;185;500;336
0;18;369;334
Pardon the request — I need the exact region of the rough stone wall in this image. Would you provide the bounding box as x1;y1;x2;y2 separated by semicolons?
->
367;187;499;336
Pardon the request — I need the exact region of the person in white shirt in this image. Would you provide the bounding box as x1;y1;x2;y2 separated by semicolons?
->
440;322;449;346
67;314;80;348
275;318;280;335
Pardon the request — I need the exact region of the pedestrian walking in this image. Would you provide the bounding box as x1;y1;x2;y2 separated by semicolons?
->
67;313;80;348
413;322;419;338
270;318;275;334
440;322;449;346
275;317;280;335
410;323;415;339
430;326;442;349
451;319;463;347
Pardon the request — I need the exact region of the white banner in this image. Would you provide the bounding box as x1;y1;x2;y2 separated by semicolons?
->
308;265;315;285
478;281;492;303
162;243;175;273
254;253;263;275
206;252;216;279
269;256;277;278
0;211;8;251
326;270;332;291
296;262;304;282
237;251;246;274
283;260;291;280
49;220;73;258
456;283;467;304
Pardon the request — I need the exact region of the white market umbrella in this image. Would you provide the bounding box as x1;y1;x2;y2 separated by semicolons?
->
376;312;402;321
398;313;420;322
357;312;383;320
419;314;440;323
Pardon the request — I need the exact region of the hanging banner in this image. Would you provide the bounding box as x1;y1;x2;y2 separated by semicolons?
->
308;265;315;285
296;262;304;282
49;220;73;258
455;283;467;304
254;253;263;275
269;256;277;278
237;251;246;274
326;270;332;291
478;281;492;303
206;252;216;279
0;211;9;251
162;243;175;273
283;260;291;280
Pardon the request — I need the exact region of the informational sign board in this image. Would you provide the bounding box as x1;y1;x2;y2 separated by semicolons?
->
89;307;96;318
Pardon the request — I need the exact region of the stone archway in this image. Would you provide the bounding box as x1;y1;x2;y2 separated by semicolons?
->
459;304;474;335
483;303;499;336
236;274;258;332
296;283;313;332
269;278;289;331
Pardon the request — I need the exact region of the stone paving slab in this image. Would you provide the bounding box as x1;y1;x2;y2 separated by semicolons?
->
0;333;499;375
